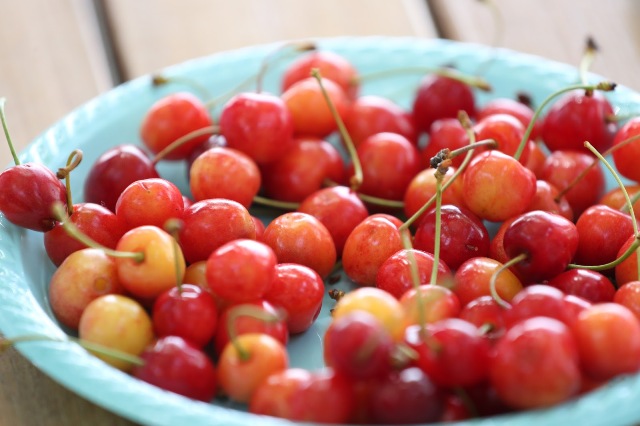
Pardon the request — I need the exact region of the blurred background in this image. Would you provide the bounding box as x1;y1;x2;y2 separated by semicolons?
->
0;0;639;424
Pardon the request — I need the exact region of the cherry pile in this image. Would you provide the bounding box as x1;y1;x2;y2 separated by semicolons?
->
2;40;640;425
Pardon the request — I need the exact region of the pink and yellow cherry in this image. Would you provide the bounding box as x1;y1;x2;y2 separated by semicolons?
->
342;214;402;286
219;92;295;164
420;118;469;169
399;284;461;326
83;144;159;212
342;95;417;147
476;96;541;141
353;132;421;201
178;198;256;264
614;281;640;320
115;178;184;230
489;317;581;409
572;303;640;381
452;257;524;307
249;369;314;421
376;249;453;299
413;204;490;271
49;248;124;330
472;113;531;164
612;117;640;182
539;150;605;217
78;294;155;372
44;202;127;267
547;269;615;304
403;167;467;225
189;146;261;209
217;333;289;403
281;75;349;138
541;89;616;154
524;180;573;221
462;150;537;222
152;283;218;348
205;239;277;304
260;212;336;279
140;92;214;161
525;141;548;178
502;210;579;283
282;50;359;100
599;185;640;221
133;336;217;402
260;137;345;203
297;185;369;257
264;263;324;334
115;225;186;300
412;74;476;135
614;233;640;287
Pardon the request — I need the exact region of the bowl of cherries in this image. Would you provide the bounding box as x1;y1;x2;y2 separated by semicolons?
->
1;36;640;426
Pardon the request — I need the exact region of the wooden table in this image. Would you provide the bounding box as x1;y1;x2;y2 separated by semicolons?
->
1;0;639;424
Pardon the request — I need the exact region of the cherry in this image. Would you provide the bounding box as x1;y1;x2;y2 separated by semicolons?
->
612;117;640;182
249;368;313;420
140;92;214;161
420;118;469;169
83;144;159;212
614;233;640;288
472;113;531;164
189;146;261;208
413;204;490;270
458;295;507;340
476;96;541;141
342;95;417;147
600;184;640;221
489;317;581;409
547;269;615;304
452;257;523;307
614;281;640;320
541;89;616;153
399;284;461;326
503;284;573;328
219;92;295;164
524;179;573;221
502;210;579;283
133;336;217;402
152;283;218;348
114;178;184;230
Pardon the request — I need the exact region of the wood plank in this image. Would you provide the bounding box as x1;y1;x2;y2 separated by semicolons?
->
0;0;115;167
102;0;438;79
429;0;640;91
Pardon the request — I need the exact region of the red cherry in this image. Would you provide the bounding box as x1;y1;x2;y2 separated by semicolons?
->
115;178;184;230
503;284;572;328
612;117;640;182
420;118;469;169
472;113;530;164
547;269;615;304
614;281;640;320
524;179;573;221
477;96;541;141
452;257;523;307
399;284;461;326
403;167;467;225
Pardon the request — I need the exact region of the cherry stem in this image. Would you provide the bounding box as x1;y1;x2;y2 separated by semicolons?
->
430;170;444;286
255;40;316;94
390;343;419;370
56;149;83;216
152;125;219;165
579;37;598;87
252;195;299;211
568;235;640;274
555;133;640;201
322;180;405;209
399;111;479;232
226;305;281;362
205;75;257;111
489;253;527;309
623;191;640;214
0;97;20;166
514;81;617;161
1;334;144;366
433;138;497;167
151;74;212;101
51;202;145;263
354;66;492;92
164;218;185;293
311;68;363;191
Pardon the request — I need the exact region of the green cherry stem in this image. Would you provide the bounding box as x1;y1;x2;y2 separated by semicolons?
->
164;218;186;294
430;169;444;286
489;254;526;309
311;68;363;191
322;179;405;209
151;74;212;101
51;202;145;263
0;97;20;165
513;81;617;161
56;149;83;216
623;191;640;214
151;125;220;165
252;195;300;211
567;235;640;273
226;305;282;362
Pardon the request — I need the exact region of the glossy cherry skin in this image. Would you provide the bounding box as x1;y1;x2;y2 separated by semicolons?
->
44;202;127;267
140;92;213;161
502;210;579;283
458;295;507;340
412;74;476;135
472;113;530;165
115;177;184;230
452;257;523;307
462;150;537;222
612;117;640;182
574;204;635;267
133;336;217;402
403;167;467;225
476;96;541;141
489;317;581;409
547;269;615;304
83;144;159;212
524;179;573;221
599;184;640;221
342;95;417;147
399;284;461;326
152;283;218;348
539;150;605;217
264;263;324;334
420;118;469;169
297;185;369;257
354;131;421;201
189;146;261;208
0;162;66;232
614;234;640;287
413;204;490;270
178;198;256;264
503;284;572;328
614;281;640;320
260;137;345;202
219;92;295;164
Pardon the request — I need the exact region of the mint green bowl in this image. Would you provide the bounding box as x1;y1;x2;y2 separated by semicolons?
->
0;36;639;426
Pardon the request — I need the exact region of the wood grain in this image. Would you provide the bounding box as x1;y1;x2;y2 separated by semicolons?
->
429;0;640;91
